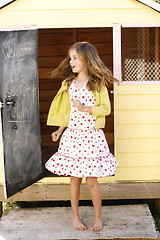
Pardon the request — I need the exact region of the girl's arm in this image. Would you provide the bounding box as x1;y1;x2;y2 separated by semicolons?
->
91;86;111;117
51;126;66;142
72;85;111;116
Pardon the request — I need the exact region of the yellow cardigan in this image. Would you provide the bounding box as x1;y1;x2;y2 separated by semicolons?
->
47;80;111;130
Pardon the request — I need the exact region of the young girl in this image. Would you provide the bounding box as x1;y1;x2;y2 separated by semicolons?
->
45;42;119;231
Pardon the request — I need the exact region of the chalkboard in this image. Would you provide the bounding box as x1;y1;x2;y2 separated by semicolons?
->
0;29;43;198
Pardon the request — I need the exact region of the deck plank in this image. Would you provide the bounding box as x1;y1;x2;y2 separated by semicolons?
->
1;181;160;201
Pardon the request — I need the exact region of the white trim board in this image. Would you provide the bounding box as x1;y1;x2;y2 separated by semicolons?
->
137;0;160;12
0;0;15;9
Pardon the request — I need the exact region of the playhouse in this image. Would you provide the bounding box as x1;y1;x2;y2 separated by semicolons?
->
0;0;160;215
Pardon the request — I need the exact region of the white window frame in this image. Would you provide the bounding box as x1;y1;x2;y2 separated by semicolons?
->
113;23;160;84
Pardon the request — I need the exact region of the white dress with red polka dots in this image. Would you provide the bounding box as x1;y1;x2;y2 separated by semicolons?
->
45;80;118;178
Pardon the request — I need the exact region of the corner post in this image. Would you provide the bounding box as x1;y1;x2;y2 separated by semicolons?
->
0;201;2;217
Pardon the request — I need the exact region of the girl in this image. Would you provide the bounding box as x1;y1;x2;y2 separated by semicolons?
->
45;42;119;231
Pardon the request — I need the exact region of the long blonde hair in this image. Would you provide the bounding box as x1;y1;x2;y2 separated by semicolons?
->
51;41;118;92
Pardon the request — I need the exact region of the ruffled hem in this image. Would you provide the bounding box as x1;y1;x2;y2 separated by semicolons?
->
45;152;119;178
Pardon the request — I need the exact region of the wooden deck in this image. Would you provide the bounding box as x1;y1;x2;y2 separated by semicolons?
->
1;179;160;218
1;178;160;201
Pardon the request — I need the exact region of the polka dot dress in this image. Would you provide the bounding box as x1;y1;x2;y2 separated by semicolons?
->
45;80;118;178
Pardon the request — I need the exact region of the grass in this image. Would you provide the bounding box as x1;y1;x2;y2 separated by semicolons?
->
2;201;18;211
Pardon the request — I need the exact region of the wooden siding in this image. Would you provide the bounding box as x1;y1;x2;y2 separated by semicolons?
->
114;84;160;181
38;28;115;171
0;0;160;28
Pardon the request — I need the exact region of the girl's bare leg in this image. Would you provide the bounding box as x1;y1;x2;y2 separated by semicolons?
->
86;177;103;231
70;176;87;230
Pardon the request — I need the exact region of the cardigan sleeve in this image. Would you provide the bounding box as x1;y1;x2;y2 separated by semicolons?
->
91;85;111;117
46;80;70;126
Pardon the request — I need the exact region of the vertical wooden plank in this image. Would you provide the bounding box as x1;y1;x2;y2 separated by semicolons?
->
155;27;159;80
142;27;145;60
145;28;150;62
155;198;160;213
73;28;78;43
142;28;149;80
0;201;2;217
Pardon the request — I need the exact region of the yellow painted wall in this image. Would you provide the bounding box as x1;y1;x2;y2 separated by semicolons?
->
114;84;160;181
0;0;160;28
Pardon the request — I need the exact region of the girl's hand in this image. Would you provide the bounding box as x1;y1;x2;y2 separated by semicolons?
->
51;126;66;142
51;127;66;142
51;126;65;142
72;99;92;114
51;131;61;142
72;99;83;111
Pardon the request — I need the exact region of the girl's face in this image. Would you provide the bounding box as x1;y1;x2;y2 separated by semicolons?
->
69;49;85;74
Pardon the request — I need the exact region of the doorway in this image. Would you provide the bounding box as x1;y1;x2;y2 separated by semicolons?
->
38;28;114;176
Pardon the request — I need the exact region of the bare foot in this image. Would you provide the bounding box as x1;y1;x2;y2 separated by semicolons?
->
72;217;87;231
91;218;103;231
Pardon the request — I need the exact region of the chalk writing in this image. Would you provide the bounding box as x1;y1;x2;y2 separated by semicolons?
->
8;120;31;123
7;74;36;101
11;100;31;121
3;45;32;59
13;130;28;150
32;81;37;103
10;74;25;85
6;71;37;125
7;85;31;98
